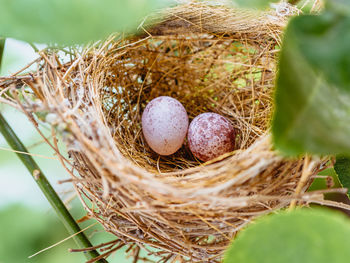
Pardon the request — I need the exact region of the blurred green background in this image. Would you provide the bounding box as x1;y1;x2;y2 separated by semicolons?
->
0;39;131;263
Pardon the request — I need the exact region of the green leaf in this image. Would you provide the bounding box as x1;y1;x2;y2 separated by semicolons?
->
224;208;350;263
232;0;278;9
334;155;350;197
272;13;350;155
308;168;341;192
0;0;172;44
294;13;350;92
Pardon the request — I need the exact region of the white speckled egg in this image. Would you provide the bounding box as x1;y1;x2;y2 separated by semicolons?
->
188;112;235;162
142;96;189;155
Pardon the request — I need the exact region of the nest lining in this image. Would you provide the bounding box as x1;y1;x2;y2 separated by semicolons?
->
0;1;333;262
101;35;276;173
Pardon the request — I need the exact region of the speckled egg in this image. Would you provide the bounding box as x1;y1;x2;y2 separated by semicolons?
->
188;112;235;162
142;96;189;155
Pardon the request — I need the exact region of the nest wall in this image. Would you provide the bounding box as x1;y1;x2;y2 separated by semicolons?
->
0;1;330;262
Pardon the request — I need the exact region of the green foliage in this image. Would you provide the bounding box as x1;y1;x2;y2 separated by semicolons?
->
224;208;350;263
293;13;350;92
308;168;340;192
232;0;278;9
0;203;135;263
334;155;350;197
0;204;84;263
327;0;350;15
0;0;172;44
272;12;350;155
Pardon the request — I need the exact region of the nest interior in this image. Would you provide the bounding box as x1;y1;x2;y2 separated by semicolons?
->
0;2;329;263
102;34;277;173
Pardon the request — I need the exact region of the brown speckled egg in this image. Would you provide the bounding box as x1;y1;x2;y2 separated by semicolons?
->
188;112;235;162
142;96;189;155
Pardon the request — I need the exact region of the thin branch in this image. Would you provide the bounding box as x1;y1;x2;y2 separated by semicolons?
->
69;239;120;253
0;146;59;160
289;155;311;210
29;222;98;258
0;112;108;263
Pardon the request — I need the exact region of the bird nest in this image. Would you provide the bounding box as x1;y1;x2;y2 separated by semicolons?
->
0;1;332;262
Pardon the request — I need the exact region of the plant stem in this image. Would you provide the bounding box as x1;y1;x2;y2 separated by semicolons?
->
28;42;39;53
0;113;108;263
0;37;5;72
